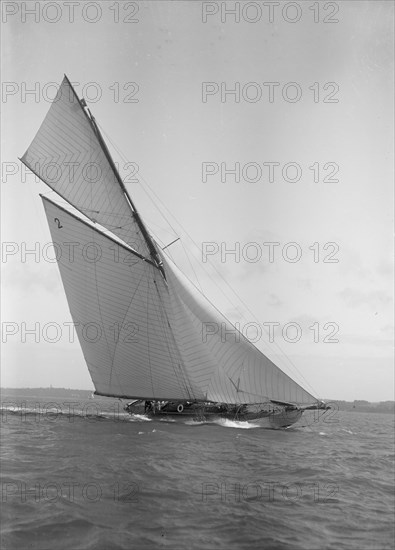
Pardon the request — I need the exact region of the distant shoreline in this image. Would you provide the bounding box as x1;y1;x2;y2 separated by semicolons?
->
1;388;394;413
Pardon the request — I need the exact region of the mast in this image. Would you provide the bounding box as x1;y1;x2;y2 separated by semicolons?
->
63;75;166;279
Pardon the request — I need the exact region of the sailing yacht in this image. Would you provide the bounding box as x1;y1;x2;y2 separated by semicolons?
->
20;75;329;428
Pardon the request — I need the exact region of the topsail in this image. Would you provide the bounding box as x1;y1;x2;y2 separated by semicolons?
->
21;76;151;258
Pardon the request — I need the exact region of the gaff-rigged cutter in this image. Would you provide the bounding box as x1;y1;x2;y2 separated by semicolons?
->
21;76;329;428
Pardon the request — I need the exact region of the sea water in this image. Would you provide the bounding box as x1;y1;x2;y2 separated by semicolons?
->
1;390;394;550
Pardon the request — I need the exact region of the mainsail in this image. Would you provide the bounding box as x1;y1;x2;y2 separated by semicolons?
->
25;76;320;407
41;195;202;401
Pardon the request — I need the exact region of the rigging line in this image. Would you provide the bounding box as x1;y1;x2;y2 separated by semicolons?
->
143;218;179;240
162;237;180;251
97;124;320;400
179;238;203;292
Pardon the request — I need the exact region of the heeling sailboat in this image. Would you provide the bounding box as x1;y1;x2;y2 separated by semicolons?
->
21;75;329;428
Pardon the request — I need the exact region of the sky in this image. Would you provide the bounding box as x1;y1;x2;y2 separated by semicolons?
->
1;1;394;401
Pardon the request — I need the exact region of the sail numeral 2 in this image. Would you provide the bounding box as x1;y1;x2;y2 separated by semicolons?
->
54;218;63;229
109;322;139;343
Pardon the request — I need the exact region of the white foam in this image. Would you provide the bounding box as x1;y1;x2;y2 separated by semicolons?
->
127;414;152;422
214;418;260;429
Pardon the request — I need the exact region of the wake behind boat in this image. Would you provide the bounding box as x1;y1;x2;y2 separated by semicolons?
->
20;75;329;430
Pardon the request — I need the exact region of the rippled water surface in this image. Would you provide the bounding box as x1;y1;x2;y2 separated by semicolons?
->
1;391;394;550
